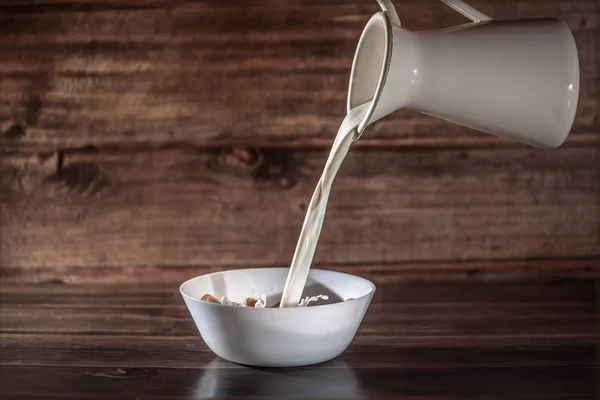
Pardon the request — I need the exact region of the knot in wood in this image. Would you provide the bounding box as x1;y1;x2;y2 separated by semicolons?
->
1;120;26;139
54;162;108;196
254;149;298;190
0;153;57;193
216;147;263;177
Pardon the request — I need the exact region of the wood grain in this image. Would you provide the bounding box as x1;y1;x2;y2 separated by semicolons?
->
0;0;598;150
2;334;597;368
1;294;597;339
2;278;599;336
1;146;598;270
1;280;598;399
2;277;598;304
2;259;599;284
0;365;596;399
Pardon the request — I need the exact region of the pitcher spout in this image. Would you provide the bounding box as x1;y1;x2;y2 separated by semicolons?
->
348;12;421;135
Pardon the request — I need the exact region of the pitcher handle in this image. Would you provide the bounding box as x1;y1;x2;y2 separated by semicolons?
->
376;0;402;26
377;0;492;26
441;0;492;23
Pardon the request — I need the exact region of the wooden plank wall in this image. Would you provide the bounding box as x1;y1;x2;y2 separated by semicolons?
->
1;0;599;284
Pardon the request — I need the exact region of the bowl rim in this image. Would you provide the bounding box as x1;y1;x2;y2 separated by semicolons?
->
179;267;376;311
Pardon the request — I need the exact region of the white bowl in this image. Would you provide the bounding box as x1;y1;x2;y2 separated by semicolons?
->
180;268;375;367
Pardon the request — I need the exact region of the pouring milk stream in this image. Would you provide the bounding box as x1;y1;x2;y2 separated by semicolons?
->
279;0;580;307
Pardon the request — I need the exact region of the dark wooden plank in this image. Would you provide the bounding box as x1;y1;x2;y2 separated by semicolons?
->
1;301;597;337
1;146;598;269
2;302;597;338
0;365;598;399
1;334;597;368
2;277;599;305
0;0;595;11
0;280;597;398
0;280;597;340
2;258;598;284
0;0;598;150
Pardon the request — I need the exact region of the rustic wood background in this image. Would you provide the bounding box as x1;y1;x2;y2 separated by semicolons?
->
1;0;599;284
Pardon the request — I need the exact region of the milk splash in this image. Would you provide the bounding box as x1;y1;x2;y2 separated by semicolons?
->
221;295;268;308
220;294;329;308
279;102;371;308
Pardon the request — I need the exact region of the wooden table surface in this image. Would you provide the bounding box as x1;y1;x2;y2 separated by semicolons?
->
1;278;599;399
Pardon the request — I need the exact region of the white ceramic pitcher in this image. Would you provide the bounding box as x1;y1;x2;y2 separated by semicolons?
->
349;0;580;148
